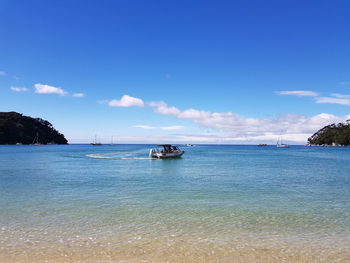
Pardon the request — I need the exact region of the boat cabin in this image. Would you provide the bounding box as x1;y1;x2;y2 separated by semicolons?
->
149;144;184;159
158;144;180;153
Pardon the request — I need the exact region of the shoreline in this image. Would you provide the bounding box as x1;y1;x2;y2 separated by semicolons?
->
1;241;348;263
305;144;350;147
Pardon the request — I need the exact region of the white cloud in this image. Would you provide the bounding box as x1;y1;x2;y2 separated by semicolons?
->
102;94;350;143
148;100;350;142
331;93;350;99
278;91;350;106
10;86;28;92
315;97;350;105
134;125;156;130
148;101;180;115
0;71;6;76
72;93;85;98
34;83;67;96
106;127;346;144
160;125;185;130
108;95;144;107
134;125;185;130
277;90;319;97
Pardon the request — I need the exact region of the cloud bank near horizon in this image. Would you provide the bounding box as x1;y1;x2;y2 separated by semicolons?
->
147;100;350;142
100;93;350;143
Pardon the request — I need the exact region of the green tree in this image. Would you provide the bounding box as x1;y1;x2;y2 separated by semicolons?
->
0;112;68;144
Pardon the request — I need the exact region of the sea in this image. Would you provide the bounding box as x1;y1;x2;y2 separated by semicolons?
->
0;144;349;263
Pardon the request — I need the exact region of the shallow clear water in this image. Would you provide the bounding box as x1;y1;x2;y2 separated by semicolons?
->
1;145;350;262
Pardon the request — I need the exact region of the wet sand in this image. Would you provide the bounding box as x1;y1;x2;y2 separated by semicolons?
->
1;235;349;263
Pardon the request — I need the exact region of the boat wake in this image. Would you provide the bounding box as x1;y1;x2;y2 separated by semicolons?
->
86;152;155;160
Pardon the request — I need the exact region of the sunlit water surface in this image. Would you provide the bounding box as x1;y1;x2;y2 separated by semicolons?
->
1;144;350;262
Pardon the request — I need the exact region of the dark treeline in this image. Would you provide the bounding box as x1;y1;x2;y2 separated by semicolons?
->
308;120;350;146
0;112;68;144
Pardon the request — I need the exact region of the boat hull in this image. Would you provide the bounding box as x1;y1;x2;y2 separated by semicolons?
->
150;151;184;159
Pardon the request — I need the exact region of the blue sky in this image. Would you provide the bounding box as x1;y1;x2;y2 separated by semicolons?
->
1;0;350;144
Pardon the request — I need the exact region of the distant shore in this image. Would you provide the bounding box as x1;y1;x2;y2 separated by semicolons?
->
305;144;350;147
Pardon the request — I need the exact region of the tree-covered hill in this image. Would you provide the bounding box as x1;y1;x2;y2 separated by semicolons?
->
308;120;350;146
0;112;68;144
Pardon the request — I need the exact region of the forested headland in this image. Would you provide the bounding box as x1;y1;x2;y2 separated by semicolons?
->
0;112;68;145
308;120;350;146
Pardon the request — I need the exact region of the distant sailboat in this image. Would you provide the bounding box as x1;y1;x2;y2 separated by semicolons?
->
32;132;42;146
277;135;289;148
91;135;102;146
110;136;116;146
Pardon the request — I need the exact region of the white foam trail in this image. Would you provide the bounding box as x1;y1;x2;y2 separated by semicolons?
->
86;154;114;159
86;153;156;160
121;157;155;160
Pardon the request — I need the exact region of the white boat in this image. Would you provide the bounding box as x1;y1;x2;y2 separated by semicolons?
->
32;132;42;146
110;136;116;146
149;144;185;159
277;136;289;148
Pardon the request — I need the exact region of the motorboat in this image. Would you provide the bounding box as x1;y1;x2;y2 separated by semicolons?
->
149;144;185;159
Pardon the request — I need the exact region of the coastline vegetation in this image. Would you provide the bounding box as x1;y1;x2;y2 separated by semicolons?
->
0;111;68;144
307;120;350;146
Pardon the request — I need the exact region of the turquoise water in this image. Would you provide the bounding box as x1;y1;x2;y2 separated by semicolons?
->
1;144;350;262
